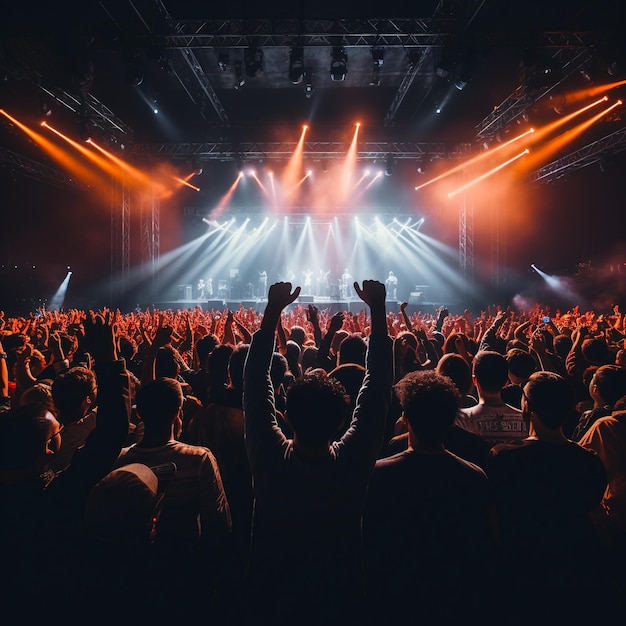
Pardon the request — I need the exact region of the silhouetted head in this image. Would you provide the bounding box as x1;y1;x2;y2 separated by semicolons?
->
394;370;460;445
523;371;575;430
285;375;349;447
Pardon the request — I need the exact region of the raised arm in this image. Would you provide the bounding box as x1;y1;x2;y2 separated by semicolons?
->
244;282;301;464
338;281;393;464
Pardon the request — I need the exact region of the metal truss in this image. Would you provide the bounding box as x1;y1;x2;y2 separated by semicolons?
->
0;57;132;137
153;1;229;124
0;146;80;188
475;43;595;140
458;193;474;284
384;1;488;127
141;191;160;290
129;140;450;161
146;18;457;49
530;125;626;183
110;177;130;304
38;87;133;136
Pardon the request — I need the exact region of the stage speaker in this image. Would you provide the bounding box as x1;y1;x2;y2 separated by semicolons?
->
298;295;315;303
205;299;224;310
178;284;192;300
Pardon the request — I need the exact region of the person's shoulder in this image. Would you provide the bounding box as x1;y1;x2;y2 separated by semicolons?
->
489;438;529;457
443;449;488;477
373;450;410;470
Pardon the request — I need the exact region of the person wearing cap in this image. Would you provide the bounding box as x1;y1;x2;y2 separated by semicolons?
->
82;463;179;620
114;376;233;618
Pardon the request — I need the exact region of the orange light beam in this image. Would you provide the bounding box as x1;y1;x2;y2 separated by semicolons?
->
340;122;361;201
414;127;535;191
283;124;309;190
352;172;369;189
0;110;105;185
212;173;243;217
523;100;623;172
292;172;311;189
363;171;383;190
530;96;608;143
563;79;626;106
447;149;530;198
251;172;271;199
41;121;119;175
173;176;201;191
86;137;158;189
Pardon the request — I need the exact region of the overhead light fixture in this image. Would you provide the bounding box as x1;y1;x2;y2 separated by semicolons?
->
330;46;347;81
244;46;264;78
370;47;384;86
289;47;304;84
40;99;53;117
384;154;394;177
234;60;245;90
79;117;93;142
454;74;469;90
217;49;230;71
304;69;314;98
192;159;203;176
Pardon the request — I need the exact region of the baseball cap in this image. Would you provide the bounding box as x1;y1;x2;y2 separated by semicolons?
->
84;462;176;543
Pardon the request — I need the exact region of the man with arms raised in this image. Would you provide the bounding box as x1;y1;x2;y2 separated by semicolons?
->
243;279;392;625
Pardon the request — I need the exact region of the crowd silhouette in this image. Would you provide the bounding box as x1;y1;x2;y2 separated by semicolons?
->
1;287;625;624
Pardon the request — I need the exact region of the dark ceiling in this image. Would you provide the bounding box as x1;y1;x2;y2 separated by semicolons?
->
2;0;625;171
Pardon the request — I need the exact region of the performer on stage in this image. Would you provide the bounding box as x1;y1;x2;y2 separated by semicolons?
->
385;270;398;300
341;268;353;298
258;270;267;298
316;269;330;297
206;277;213;297
303;268;313;295
197;278;206;299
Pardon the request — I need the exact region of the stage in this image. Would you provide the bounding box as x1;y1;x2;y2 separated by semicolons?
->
151;296;448;315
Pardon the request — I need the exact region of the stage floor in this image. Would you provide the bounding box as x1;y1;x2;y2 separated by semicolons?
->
151;297;445;314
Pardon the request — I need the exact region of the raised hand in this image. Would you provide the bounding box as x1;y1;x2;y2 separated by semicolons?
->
353;280;385;308
267;282;301;310
307;304;319;325
83;309;117;363
328;311;345;333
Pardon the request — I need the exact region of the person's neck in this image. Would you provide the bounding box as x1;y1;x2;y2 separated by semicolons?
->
527;422;568;444
478;391;505;405
407;433;445;453
138;432;174;448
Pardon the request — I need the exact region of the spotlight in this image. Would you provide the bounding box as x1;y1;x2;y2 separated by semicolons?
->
370;47;384;86
217;49;230;71
234;60;245;90
304;69;314;98
40;100;53;117
454;74;469;90
384;155;394;177
244;46;264;78
330;46;347;81
192;160;203;176
289;47;304;84
79;118;93;141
